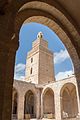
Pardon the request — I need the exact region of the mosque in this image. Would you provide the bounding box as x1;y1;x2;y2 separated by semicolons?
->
12;32;80;120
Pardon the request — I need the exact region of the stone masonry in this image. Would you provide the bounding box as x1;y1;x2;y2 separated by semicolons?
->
13;32;80;120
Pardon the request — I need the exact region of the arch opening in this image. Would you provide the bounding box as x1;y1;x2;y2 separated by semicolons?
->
43;88;55;119
2;0;80;120
60;83;78;119
24;90;36;119
15;1;80;75
15;22;74;81
13;1;80;119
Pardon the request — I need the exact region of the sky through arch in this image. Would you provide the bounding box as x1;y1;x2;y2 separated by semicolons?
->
14;22;74;81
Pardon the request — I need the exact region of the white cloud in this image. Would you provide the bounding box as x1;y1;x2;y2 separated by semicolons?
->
14;74;25;80
14;63;26;80
55;70;74;80
54;49;70;64
15;63;25;73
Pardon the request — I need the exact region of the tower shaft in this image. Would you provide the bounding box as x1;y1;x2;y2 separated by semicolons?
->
25;32;55;84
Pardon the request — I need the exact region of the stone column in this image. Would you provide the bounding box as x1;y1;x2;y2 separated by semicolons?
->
36;89;41;119
17;93;24;120
41;92;44;118
0;44;17;120
54;91;61;120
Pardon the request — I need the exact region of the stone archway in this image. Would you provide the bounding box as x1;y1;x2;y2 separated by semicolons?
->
43;88;55;119
60;83;78;119
0;1;80;120
12;88;18;119
14;2;80;119
24;90;36;119
15;1;80;75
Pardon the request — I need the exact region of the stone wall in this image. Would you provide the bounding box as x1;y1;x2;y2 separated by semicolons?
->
13;76;80;120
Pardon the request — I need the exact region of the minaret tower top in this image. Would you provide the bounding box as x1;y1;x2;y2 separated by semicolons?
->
32;32;48;49
37;32;43;40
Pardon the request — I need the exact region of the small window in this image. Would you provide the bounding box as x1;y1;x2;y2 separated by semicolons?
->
30;68;33;74
31;58;33;63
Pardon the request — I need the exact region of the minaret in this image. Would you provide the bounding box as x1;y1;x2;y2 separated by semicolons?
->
25;32;55;84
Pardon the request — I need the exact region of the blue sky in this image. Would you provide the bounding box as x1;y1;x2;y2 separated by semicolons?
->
14;22;74;81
